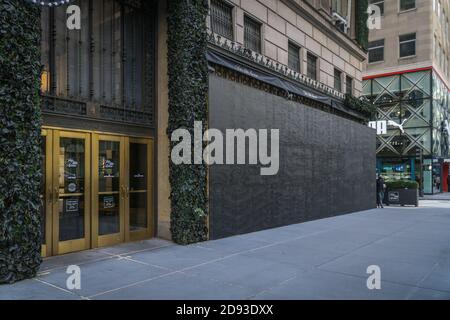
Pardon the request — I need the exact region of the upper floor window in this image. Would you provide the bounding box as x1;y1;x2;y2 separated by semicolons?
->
334;69;342;92
210;0;233;40
331;0;349;17
288;42;301;73
331;0;350;33
346;76;353;95
307;52;318;81
369;0;384;16
40;0;155;125
399;33;416;57
368;39;384;63
244;16;262;53
400;0;415;12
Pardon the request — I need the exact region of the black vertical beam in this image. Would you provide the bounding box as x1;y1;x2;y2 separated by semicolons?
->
78;0;83;96
66;13;70;96
50;7;56;94
101;0;105;100
89;0;94;99
121;3;126;112
111;0;115;104
131;8;136;109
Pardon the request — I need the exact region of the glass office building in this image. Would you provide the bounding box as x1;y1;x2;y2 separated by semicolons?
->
363;68;450;194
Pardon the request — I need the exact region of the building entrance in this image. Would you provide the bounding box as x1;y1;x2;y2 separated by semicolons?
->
40;128;153;257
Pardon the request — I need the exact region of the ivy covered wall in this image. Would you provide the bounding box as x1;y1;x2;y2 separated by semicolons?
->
167;0;209;244
0;0;43;283
355;0;369;50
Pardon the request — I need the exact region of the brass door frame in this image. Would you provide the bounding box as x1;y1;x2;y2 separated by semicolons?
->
42;125;151;139
40;128;154;257
41;129;53;258
92;134;126;248
126;138;154;242
52;130;91;255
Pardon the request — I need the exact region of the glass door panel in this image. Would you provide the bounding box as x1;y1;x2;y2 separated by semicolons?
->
127;138;153;241
58;137;86;241
129;142;148;231
98;140;121;236
92;134;125;248
53;131;91;255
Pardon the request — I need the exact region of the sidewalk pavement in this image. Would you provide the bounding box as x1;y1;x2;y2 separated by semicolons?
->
420;193;450;201
1;200;450;300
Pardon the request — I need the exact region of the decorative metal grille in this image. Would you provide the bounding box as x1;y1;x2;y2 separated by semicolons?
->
207;32;346;99
210;0;233;40
40;0;155;127
41;95;87;115
288;42;300;73
244;16;261;53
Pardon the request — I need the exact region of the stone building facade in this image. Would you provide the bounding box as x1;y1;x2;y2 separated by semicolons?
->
207;0;367;96
5;0;374;259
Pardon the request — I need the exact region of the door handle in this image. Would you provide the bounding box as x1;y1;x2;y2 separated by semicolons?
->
54;187;59;203
47;187;53;203
121;185;126;199
125;187;129;199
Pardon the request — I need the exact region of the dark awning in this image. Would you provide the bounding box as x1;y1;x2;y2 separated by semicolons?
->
207;50;332;105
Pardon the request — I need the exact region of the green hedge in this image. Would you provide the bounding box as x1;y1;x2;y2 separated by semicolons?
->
0;0;42;284
344;94;376;119
355;0;369;50
167;0;209;244
386;180;419;190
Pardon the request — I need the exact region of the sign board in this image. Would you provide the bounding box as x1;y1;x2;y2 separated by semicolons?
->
66;199;79;213
388;191;400;202
368;121;387;135
103;196;115;209
368;120;406;135
68;183;77;193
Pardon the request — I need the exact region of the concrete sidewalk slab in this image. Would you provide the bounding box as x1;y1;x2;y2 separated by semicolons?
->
1;200;450;300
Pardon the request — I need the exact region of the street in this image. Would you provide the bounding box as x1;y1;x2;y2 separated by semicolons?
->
1;200;450;300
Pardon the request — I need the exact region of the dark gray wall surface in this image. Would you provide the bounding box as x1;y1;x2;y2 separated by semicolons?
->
208;74;376;239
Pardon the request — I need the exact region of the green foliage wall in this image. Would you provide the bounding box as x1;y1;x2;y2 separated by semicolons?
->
386;180;419;190
344;94;376;119
355;0;369;50
167;0;209;244
0;0;42;284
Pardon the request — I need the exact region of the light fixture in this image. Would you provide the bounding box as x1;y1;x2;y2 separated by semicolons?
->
25;0;74;7
41;70;49;93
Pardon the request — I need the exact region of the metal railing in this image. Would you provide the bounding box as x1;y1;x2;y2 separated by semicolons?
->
207;31;346;100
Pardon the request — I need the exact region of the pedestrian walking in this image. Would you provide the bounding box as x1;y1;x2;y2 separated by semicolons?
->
376;175;386;208
436;175;441;191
